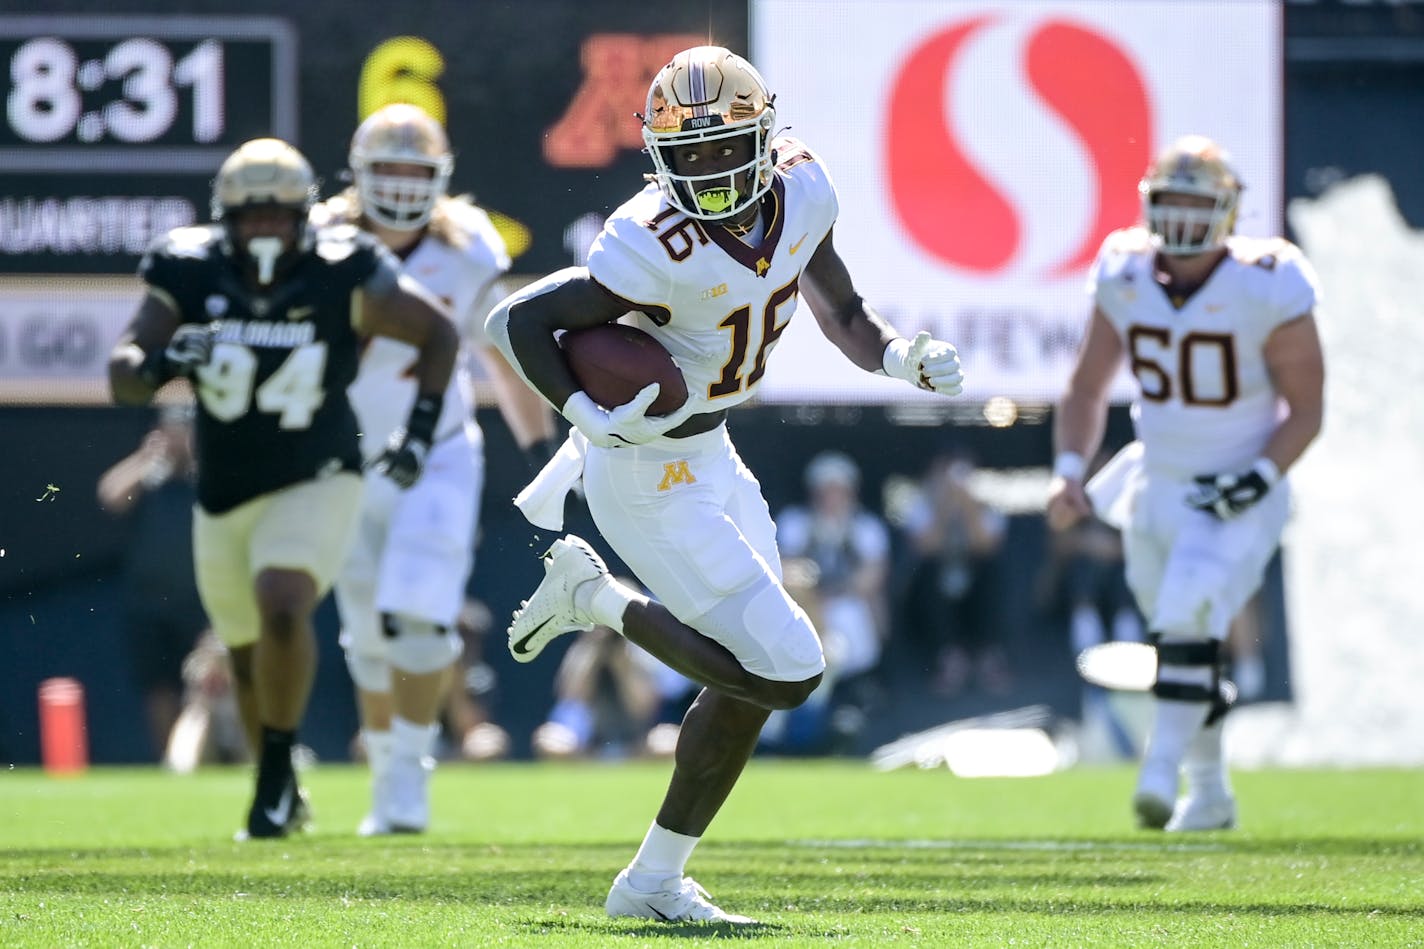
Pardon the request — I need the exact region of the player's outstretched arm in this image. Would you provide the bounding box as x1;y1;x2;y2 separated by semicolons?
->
358;272;458;397
1047;308;1122;531
800;228;963;395
357;272;459;488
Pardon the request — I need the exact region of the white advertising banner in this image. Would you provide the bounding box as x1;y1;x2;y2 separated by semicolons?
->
752;0;1281;403
0;277;141;404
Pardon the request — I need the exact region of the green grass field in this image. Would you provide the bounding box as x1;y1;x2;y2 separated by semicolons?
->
2;762;1420;947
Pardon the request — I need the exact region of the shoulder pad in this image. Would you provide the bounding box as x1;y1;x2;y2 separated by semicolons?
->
161;225;221;260
1101;226;1153;256
1230;235;1298;269
313;223;366;262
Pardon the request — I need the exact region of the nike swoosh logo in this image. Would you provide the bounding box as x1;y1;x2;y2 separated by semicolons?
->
287;305;315;321
788;233;809;255
511;617;553;655
648;904;671;921
263;785;294;827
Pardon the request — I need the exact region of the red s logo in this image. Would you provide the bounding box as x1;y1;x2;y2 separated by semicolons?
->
885;17;1152;277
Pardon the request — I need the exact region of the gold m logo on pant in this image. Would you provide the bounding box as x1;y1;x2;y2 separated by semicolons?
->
657;460;697;491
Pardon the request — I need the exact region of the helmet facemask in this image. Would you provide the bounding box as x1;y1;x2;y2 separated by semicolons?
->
641;46;777;221
1139;136;1242;256
211;138;318;285
349;104;454;231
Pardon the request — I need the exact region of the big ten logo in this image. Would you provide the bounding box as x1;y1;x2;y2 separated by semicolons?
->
359;36;446;124
884;16;1152;278
544;33;703;168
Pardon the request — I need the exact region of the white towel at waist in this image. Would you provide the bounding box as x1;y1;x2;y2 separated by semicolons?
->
513;430;588;531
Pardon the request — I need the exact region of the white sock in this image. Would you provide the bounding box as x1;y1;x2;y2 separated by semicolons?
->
1142;698;1211;772
1182;718;1231;798
363;729;392;778
574;576;643;632
391;715;438;762
626;821;700;892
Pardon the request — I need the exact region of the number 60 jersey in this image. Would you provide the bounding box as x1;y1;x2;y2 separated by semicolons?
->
139;223;400;514
586;136;838;413
1088;228;1322;479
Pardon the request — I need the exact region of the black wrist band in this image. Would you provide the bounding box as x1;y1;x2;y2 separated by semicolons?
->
405;393;442;444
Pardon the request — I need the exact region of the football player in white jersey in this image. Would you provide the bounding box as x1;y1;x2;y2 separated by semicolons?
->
319;104;555;836
1047;136;1325;831
485;47;963;922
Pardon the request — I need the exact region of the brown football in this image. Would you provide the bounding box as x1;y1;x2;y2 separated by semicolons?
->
559;323;688;416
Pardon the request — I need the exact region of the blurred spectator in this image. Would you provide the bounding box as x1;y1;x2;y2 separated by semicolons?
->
1037;454;1145;659
531;623;693;760
163;630;249;773
1036;466;1144;759
899;451;1010;696
96;402;208;761
445;599;511;762
770;452;891;753
776;452;891;685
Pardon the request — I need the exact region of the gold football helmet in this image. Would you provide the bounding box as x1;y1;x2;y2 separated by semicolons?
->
212;137;318;220
211;138;318;283
1139;135;1243;255
641;46;776;220
349;103;453;230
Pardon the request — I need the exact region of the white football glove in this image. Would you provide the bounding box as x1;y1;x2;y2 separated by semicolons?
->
561;385;698;449
883;331;964;396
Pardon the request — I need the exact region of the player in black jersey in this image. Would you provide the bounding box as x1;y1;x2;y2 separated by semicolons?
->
108;138;458;839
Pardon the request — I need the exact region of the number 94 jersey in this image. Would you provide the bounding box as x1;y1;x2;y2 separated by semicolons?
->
586;136;838;414
1088;228;1321;478
139;223;398;514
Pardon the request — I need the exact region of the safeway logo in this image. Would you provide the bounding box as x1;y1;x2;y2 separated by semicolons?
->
884;16;1152;277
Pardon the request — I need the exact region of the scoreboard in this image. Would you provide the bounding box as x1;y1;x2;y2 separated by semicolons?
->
0;15;297;273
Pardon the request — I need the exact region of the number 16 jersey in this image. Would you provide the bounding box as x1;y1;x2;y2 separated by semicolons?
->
586;136;838;417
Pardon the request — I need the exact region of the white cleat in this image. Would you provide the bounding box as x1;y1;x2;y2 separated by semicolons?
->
507;535;606;663
605;869;755;924
358;755;432;836
1133;759;1179;830
1167;792;1237;832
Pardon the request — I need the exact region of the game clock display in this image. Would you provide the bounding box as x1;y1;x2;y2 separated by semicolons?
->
0;15;296;172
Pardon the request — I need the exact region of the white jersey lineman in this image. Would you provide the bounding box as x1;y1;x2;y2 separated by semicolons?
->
335;199;510;678
1086;228;1321;640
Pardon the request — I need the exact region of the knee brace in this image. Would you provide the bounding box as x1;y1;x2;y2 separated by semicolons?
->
1150;637;1221;703
345;649;391;693
382;613;464;675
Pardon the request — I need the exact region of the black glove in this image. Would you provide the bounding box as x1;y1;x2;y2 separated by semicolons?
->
370;392;441;489
140;323;217;387
369;429;430;489
1186;460;1279;520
